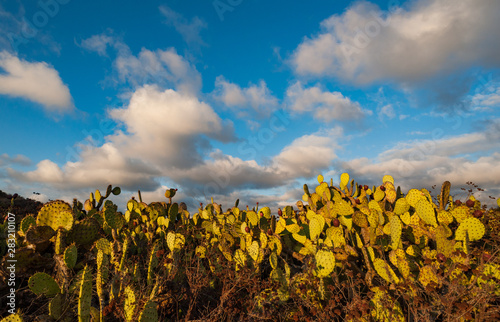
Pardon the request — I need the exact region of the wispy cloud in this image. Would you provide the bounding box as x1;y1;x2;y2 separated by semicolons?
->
159;5;207;48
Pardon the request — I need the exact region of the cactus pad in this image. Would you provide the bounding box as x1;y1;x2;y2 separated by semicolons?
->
394;198;410;215
315;250;336;277
78;265;92;322
139;300;158;322
124;285;136;321
64;244;78;269
248;240;260;261
455;217;485;241
373;258;399;284
418;265;439;287
405;189;425;207
20;215;36;235
37;200;74;231
415;199;438;227
166;232;185;252
390;215;402;249
68;218;99;245
28;272;61;296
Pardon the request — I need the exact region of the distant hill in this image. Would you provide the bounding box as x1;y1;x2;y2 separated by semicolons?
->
0;191;43;223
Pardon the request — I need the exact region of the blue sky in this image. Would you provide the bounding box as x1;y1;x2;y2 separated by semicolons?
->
1;0;499;211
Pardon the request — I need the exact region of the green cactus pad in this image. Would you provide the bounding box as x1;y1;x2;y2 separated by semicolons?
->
139;300;158;322
28;272;61;296
78;265;92;322
25;225;56;245
20;215;36;235
95;238;112;255
455;217;485;241
315;250;336;277
96;250;109;297
415;199;438;227
68;218;100;245
64;244;78;269
49;293;64;320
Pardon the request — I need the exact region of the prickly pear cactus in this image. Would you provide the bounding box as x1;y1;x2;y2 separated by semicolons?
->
78;265;92;322
138;300;158;322
28;272;61;297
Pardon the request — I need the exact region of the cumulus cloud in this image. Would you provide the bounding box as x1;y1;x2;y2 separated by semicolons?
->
285;81;370;121
213;76;279;117
9;85;235;191
292;0;500;83
160;5;207;47
0;51;73;112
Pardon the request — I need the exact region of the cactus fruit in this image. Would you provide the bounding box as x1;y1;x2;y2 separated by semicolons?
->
466;199;475;207
139;300;158;322
315;250;336;277
28;272;61;296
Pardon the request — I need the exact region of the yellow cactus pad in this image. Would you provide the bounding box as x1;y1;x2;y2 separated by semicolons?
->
455;217;485;241
415;199;438;227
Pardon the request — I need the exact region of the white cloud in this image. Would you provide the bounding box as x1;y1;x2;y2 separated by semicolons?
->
79;34;114;56
0;153;31;167
159;5;207;47
0;51;73;112
285;81;369;121
114;47;202;95
272;127;342;178
340;122;500;203
213;76;279;117
80;33;202;94
291;0;500;84
379;104;395;120
9;85;234;190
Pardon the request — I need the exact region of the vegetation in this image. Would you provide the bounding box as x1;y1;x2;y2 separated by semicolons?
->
1;174;499;321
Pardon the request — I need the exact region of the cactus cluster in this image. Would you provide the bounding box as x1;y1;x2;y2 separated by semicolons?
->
1;178;499;321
